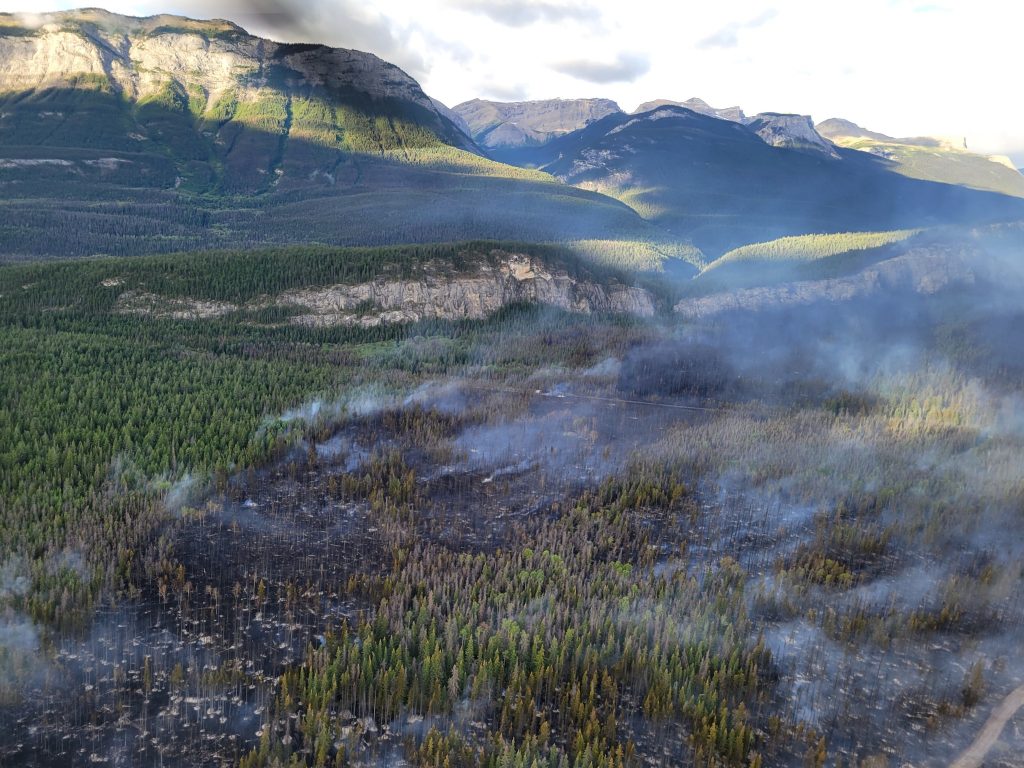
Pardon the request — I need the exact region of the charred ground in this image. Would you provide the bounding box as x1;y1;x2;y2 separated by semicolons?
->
2;232;1024;767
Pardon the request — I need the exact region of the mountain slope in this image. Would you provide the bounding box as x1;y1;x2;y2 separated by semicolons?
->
632;97;745;122
452;97;621;153
0;11;685;267
494;105;1024;254
0;9;478;186
817;118;1024;198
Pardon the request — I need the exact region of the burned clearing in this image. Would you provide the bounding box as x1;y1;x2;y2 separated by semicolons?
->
2;234;1024;767
4;344;1024;767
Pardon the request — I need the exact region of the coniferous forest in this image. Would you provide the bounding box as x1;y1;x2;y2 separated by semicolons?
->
2;7;1024;768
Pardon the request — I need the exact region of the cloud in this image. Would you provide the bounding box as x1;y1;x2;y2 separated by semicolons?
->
551;52;650;84
170;0;430;80
451;0;600;27
697;9;778;49
478;80;530;101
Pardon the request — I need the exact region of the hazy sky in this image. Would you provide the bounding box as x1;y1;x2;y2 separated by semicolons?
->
7;0;1023;162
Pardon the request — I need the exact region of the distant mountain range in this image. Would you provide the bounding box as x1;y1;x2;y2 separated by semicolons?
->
456;96;1023;199
0;8;1021;266
478;103;1024;253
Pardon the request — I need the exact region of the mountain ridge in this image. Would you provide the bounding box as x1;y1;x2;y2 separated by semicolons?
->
632;97;746;122
452;97;621;150
817;117;1024;197
0;9;696;268
1;8;1020;269
487;104;1024;254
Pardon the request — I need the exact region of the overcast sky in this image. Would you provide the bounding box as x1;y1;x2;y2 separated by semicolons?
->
7;0;1023;162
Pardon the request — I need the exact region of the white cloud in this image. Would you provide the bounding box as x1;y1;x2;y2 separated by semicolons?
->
3;0;1021;159
697;9;778;49
551;52;650;84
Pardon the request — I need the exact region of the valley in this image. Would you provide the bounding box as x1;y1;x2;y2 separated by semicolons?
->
1;7;1023;768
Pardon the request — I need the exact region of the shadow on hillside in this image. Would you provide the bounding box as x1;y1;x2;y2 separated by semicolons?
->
0;90;1022;264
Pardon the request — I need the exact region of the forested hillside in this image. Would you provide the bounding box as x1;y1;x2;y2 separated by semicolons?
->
0;11;693;268
491;106;1024;255
0;241;654;627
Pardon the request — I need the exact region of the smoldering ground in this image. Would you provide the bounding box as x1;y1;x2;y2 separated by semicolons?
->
3;225;1024;766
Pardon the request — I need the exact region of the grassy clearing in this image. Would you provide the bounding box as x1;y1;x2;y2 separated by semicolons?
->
834;137;1024;199
704;230;922;273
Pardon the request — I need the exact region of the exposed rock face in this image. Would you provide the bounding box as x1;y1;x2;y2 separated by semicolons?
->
116;290;238;320
743;113;839;158
452;97;622;149
0;9;472;147
278;253;655;327
114;251;656;327
633;97;745;123
674;246;977;320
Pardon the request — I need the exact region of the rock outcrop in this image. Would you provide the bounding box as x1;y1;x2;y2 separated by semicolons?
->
279;253;655;327
0;9;474;149
114;251;656;327
674;246;978;320
743;113;839;158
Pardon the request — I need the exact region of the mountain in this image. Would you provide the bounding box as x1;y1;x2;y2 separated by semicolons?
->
633;97;745;122
470;95;838;162
632;100;837;159
815;118;895;144
429;98;473;138
817;118;1024;198
744;113;839;158
2;10;1019;268
452;97;621;153
0;11;681;266
493;105;1024;254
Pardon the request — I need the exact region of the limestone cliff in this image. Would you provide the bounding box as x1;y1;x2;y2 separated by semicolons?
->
0;9;474;150
674;246;977;320
743;113;839;158
279;253;655;326
116;250;656;326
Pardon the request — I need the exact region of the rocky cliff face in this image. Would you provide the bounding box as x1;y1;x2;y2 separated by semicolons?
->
743;113;839;158
116;251;656;326
674;246;978;320
280;253;654;327
1;11;434;108
452;97;622;149
0;7;475;182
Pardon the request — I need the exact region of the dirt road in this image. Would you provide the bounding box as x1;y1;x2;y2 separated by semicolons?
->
950;682;1024;768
